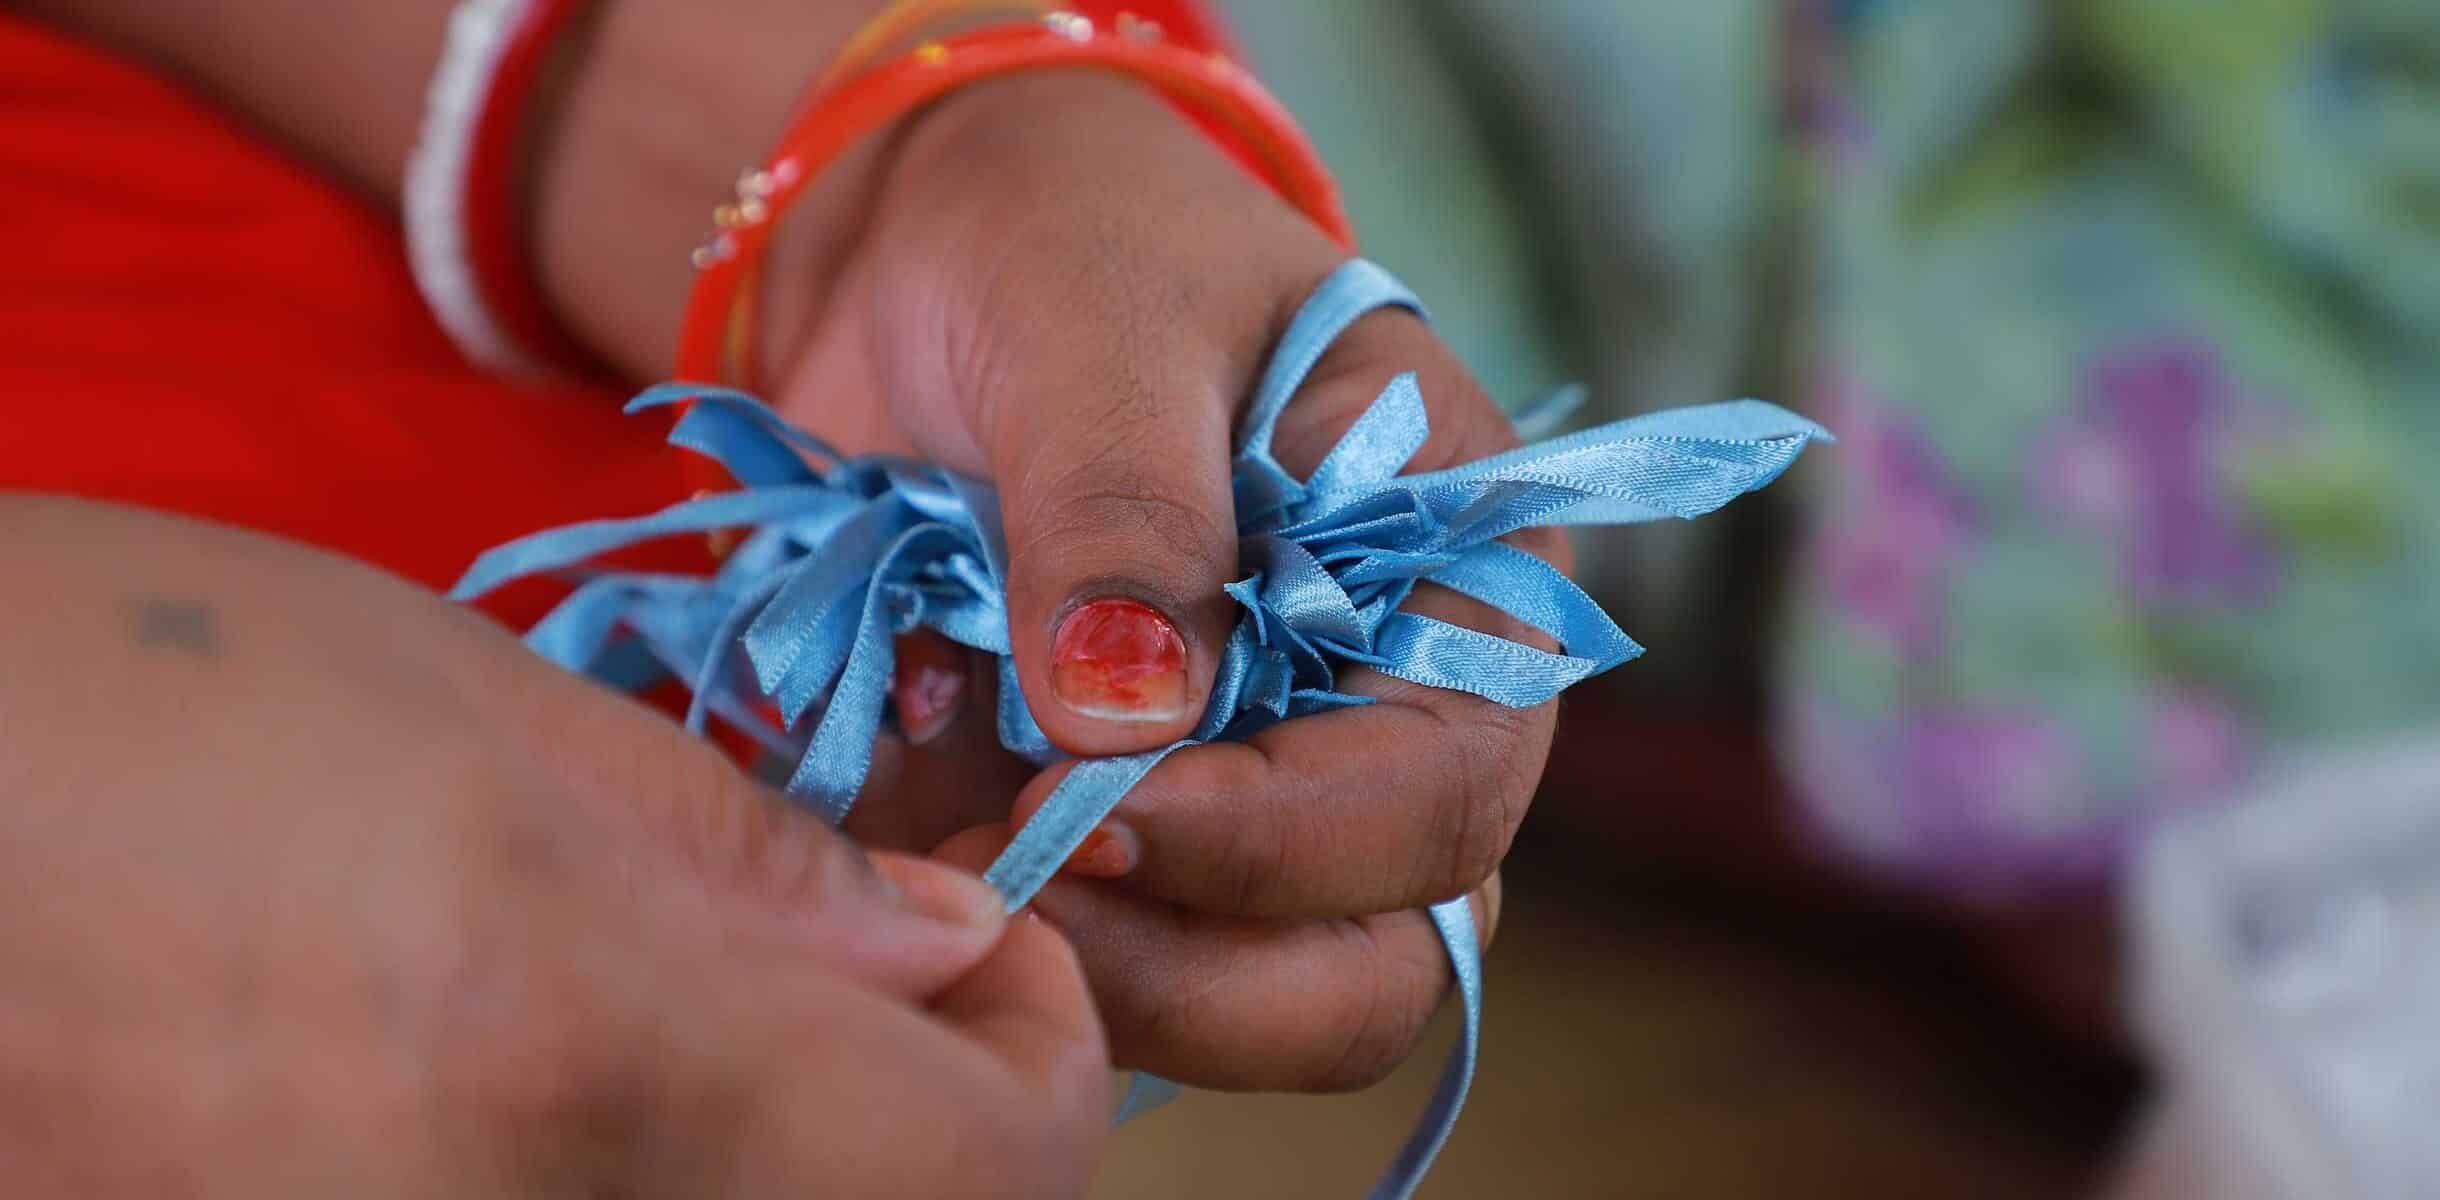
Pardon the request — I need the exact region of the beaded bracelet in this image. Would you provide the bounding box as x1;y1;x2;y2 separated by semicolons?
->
406;0;598;378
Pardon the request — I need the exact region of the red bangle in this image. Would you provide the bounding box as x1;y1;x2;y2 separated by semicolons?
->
1068;0;1259;170
673;15;1352;408
463;0;597;372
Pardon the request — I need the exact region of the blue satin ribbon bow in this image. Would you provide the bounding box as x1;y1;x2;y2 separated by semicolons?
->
452;259;1826;1199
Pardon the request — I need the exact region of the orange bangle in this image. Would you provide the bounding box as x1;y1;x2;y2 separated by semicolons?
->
673;15;1352;411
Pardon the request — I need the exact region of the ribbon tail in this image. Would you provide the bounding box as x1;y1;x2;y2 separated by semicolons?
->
983;744;1188;910
1110;1072;1185;1126
448;486;839;602
1368;897;1482;1200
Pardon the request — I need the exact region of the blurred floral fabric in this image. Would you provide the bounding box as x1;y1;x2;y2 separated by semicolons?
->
1224;0;2440;903
1783;0;2440;901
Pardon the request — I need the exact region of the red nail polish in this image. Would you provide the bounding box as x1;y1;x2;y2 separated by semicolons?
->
892;635;966;744
1060;825;1138;878
1050;598;1187;721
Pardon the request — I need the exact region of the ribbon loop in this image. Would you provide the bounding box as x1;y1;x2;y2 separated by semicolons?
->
1232;260;1428;526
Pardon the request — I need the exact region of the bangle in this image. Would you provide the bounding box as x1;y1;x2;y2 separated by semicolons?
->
406;0;597;379
816;0;1055;97
680;0;1062;551
673;13;1351;399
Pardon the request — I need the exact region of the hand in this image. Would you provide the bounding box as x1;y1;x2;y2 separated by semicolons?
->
532;9;1548;1092
0;497;1108;1197
774;74;1540;1091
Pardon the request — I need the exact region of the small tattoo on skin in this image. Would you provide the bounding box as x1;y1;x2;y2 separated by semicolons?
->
128;595;220;658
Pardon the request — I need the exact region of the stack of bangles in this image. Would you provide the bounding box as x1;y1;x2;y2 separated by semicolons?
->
405;0;1348;428
672;7;1352;500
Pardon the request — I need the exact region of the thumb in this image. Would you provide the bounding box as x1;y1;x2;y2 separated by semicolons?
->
828;72;1348;757
984;277;1248;759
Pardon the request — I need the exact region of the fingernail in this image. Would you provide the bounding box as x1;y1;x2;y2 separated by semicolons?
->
1050;597;1187;722
892;636;967;745
869;854;1008;930
1060;822;1139;878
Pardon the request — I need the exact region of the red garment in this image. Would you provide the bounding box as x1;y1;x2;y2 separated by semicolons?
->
0;1;1239;631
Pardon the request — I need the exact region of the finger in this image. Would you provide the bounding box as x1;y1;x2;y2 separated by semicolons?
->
981;273;1241;758
933;913;1114;1133
934;827;1491;1094
1007;589;1551;918
848;639;1030;855
1003;313;1566;918
1014;581;1557;918
1269;310;1540;498
927;91;1340;758
890;628;970;748
521;673;1010;1000
665;950;1104;1200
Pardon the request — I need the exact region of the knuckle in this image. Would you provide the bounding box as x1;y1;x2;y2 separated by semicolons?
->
389;746;698;1188
705;786;851;917
1275;314;1516;479
953;222;1221;438
1016;451;1234;571
1178;743;1331;918
427;918;657;1184
1308;921;1447;1093
626;752;855;923
1425;712;1541;901
1094;948;1201;1074
1220;779;1301;916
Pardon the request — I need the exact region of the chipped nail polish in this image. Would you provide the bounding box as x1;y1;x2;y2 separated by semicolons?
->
1060;823;1139;878
1050;597;1187;721
892;636;967;744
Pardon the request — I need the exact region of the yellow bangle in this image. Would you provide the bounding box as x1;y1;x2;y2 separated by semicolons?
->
710;0;1055;393
820;0;1053;94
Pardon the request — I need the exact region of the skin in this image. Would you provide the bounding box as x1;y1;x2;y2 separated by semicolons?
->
740;64;1539;1094
0;496;1109;1196
24;0;1544;1144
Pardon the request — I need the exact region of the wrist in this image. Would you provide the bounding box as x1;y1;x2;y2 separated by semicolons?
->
532;0;896;381
538;7;1327;390
771;66;1340;385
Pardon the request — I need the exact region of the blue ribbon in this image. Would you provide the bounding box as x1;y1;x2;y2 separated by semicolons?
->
451;258;1827;1200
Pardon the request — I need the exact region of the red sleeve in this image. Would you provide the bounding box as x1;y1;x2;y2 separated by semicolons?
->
0;1;1284;625
0;14;707;627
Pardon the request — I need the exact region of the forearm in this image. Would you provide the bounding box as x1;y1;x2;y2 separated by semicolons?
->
12;0;455;199
18;0;895;380
532;0;899;379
